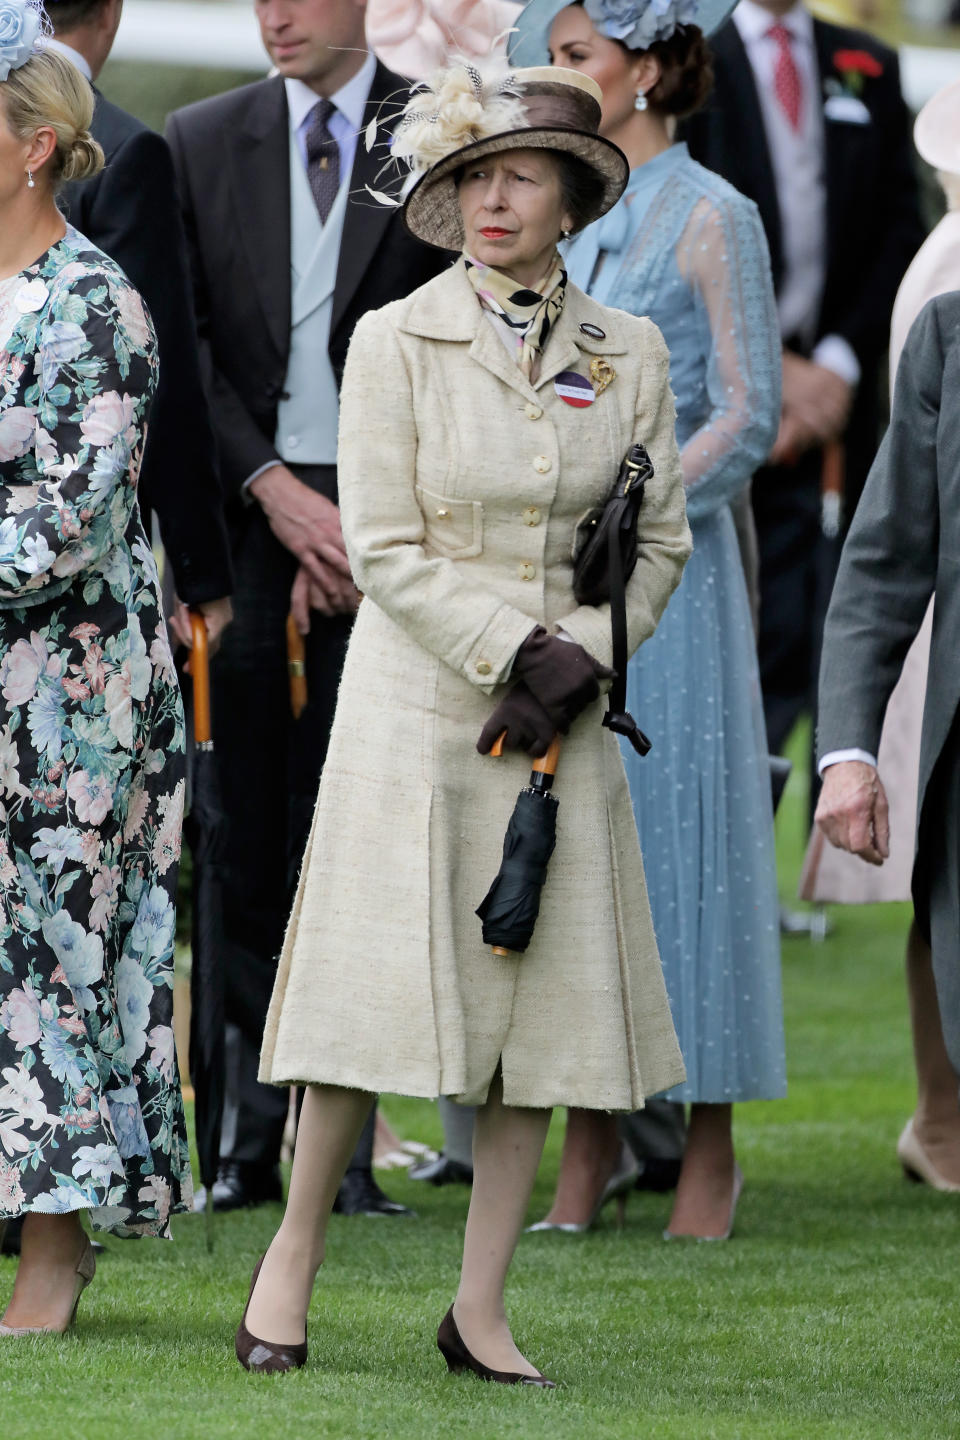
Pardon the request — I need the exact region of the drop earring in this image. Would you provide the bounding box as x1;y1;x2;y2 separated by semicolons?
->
26;170;35;189
634;90;648;112
561;228;571;239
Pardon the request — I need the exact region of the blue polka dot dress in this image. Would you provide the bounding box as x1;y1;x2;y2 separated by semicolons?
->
566;145;787;1103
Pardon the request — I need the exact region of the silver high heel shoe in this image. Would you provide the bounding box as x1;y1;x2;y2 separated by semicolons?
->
526;1151;640;1234
0;1233;96;1336
663;1164;744;1242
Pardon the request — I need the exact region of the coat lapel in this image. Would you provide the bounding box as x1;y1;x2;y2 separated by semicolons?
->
227;77;292;362
713;25;783;286
813;20;866;273
331;61;407;338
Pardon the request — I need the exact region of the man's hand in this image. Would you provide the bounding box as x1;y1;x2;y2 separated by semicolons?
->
250;463;353;587
769;409;819;467
815;759;890;866
169;595;234;659
290;563;360;633
779;352;854;451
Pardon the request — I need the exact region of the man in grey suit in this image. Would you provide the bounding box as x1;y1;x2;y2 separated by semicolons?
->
815;293;960;1078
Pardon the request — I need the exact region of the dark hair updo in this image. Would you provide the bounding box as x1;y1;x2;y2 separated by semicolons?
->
642;24;714;120
570;2;714;120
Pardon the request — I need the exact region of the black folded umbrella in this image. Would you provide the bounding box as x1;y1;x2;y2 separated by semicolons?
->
184;614;228;1251
476;738;560;955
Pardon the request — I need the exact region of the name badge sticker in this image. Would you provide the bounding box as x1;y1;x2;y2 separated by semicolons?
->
554;371;595;408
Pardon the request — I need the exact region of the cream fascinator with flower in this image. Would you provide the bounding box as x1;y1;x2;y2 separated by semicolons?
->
395;59;629;251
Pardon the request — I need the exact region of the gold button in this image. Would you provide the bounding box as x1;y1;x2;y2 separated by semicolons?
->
532;455;551;474
524;403;543;420
522;506;541;527
518;562;536;581
436;508;450;518
476;660;492;676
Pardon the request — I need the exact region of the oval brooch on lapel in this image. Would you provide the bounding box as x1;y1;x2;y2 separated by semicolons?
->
579;322;606;339
555;371;595;408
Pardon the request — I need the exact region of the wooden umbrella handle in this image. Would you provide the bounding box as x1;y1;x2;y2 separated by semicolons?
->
490;733;561;773
190;612;211;746
286;613;308;721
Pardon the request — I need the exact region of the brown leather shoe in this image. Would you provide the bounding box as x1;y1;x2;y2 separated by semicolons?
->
437;1307;556;1388
235;1256;308;1374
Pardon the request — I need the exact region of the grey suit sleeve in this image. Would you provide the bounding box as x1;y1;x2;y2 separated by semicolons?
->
816;299;943;762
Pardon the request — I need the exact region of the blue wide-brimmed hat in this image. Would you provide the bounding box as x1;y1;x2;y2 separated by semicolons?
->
508;0;739;67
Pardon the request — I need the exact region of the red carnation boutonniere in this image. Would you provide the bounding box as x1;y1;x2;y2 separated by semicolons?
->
831;49;883;97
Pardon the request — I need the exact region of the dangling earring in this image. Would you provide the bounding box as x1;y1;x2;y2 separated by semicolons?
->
634;91;648;112
561;228;571;239
26;170;35;189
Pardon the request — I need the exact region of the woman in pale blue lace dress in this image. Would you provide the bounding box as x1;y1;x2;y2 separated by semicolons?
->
523;0;786;1238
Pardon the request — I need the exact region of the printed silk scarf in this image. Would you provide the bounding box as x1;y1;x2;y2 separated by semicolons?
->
464;252;567;380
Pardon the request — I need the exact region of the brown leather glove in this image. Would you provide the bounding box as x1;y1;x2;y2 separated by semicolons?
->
511;626;614;734
477;681;554;758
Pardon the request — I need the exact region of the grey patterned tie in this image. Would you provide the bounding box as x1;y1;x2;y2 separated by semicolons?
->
305;98;340;225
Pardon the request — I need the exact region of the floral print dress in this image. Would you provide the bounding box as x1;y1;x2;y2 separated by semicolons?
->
0;228;191;1237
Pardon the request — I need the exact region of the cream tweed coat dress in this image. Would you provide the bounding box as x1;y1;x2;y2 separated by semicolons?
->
259;261;692;1110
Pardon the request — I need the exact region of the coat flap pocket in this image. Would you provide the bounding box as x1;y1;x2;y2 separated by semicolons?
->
415;485;483;560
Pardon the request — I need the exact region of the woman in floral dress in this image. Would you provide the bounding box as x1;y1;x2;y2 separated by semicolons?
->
0;29;191;1335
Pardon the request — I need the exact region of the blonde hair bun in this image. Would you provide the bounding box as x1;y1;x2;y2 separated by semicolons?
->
0;48;105;189
61;130;104;184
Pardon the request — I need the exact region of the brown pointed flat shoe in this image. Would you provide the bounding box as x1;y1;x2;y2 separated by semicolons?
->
235;1256;308;1374
437;1307;556;1388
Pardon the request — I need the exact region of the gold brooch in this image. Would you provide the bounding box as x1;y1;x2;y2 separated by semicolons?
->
590;357;616;396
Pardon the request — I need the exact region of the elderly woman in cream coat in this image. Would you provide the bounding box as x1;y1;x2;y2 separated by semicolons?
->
237;64;691;1387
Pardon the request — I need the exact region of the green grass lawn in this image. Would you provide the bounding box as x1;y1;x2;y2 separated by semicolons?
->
2;735;958;1439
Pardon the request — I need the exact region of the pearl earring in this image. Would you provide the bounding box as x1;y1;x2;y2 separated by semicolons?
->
634;90;648;112
26;170;35;189
561;228;571;238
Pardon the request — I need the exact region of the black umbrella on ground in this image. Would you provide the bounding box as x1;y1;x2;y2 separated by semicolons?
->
476;736;561;955
185;613;228;1250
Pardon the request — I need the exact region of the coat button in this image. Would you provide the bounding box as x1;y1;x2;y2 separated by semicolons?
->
522;506;541;527
524;402;543;420
518;562;536;581
436;508;450;518
476;660;492;675
532;455;551;474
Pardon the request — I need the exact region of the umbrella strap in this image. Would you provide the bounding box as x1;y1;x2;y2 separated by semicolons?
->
601;520;651;757
497;859;551;885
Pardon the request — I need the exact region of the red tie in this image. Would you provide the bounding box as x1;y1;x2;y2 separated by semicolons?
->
769;23;803;132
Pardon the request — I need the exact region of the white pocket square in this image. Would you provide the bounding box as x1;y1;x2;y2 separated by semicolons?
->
824;94;872;125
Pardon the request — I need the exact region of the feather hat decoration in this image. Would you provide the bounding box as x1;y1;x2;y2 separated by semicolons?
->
393;58;528;174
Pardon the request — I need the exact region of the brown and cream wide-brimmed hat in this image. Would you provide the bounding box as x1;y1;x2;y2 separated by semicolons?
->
398;63;629;252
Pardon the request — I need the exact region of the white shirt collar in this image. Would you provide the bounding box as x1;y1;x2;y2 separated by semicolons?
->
42;37;93;82
734;0;814;47
285;49;377;134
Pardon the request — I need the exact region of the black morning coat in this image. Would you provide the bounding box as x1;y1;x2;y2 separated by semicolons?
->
684;16;925;510
60;91;233;605
164;61;449;518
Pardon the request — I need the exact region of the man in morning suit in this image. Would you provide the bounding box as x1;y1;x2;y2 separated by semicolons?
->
166;0;448;1215
46;0;233;645
815;294;960;1086
684;0;923;782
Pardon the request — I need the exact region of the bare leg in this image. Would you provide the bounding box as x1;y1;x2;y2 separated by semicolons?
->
2;1212;86;1330
666;1103;735;1239
535;1107;620;1226
453;1071;551;1377
907;919;960;1184
244;1084;374;1345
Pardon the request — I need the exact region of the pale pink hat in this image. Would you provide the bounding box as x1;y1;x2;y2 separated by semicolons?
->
367;0;522;80
914;77;960;177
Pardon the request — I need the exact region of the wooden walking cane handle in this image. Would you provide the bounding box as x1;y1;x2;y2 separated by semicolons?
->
286;613;308;721
189;612;212;746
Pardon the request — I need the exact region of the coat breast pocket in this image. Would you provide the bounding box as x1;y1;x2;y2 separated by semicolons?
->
415;484;483;560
